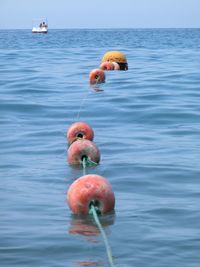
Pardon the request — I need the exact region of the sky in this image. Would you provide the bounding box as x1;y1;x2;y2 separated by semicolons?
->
0;0;200;29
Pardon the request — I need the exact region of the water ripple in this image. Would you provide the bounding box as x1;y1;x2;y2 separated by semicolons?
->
1;29;200;267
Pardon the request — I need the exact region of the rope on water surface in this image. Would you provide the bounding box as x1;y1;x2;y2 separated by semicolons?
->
76;89;90;121
95;75;101;84
82;156;87;176
90;204;115;267
81;158;115;266
71;72;103;124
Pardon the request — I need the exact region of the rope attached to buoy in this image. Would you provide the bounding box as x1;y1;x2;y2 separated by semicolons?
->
89;204;115;267
82;156;98;170
67;54;121;265
81;159;115;267
76;89;90;120
95;75;101;84
82;156;87;175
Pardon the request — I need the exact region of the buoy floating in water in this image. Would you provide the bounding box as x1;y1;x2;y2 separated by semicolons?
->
112;61;120;70
100;61;120;71
101;51;128;70
67;121;94;146
89;68;105;84
100;62;114;71
67;139;100;166
67;174;115;215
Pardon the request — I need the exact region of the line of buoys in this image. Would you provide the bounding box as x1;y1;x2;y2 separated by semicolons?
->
66;50;127;266
67;121;100;166
101;51;128;71
89;50;128;84
66;122;115;215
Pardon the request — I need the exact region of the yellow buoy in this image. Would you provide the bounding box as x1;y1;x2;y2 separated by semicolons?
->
101;51;128;70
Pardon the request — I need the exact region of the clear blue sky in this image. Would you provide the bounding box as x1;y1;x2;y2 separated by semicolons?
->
0;0;200;29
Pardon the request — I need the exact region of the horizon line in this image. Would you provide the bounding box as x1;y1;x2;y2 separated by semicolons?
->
0;27;200;30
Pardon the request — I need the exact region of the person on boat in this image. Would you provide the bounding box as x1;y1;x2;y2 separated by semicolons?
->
42;21;48;28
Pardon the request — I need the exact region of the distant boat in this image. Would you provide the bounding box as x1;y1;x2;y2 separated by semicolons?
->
32;18;48;34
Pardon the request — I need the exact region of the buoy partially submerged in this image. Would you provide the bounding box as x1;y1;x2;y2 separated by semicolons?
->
101;51;128;70
112;61;120;70
67;122;94;146
100;61;120;71
89;69;105;84
100;62;114;71
67;139;100;166
67;174;115;215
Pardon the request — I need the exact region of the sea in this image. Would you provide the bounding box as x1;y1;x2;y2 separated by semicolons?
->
0;29;200;267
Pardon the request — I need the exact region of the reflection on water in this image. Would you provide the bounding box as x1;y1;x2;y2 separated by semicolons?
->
69;213;115;267
69;213;115;239
90;84;104;92
69;215;100;239
76;260;102;266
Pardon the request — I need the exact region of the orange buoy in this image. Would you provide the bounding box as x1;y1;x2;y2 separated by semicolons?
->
112;62;120;70
67;174;115;215
67;139;100;166
99;62;114;71
89;69;105;84
101;51;128;70
67;122;94;146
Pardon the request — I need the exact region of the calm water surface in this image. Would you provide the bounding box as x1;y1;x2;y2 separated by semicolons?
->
1;29;200;267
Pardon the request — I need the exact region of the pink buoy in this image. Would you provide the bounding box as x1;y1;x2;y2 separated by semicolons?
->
112;62;120;70
89;69;105;84
67;174;115;215
99;62;114;70
67;121;94;146
67;139;100;166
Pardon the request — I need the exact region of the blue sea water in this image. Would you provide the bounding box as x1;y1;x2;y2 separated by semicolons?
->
1;29;200;267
